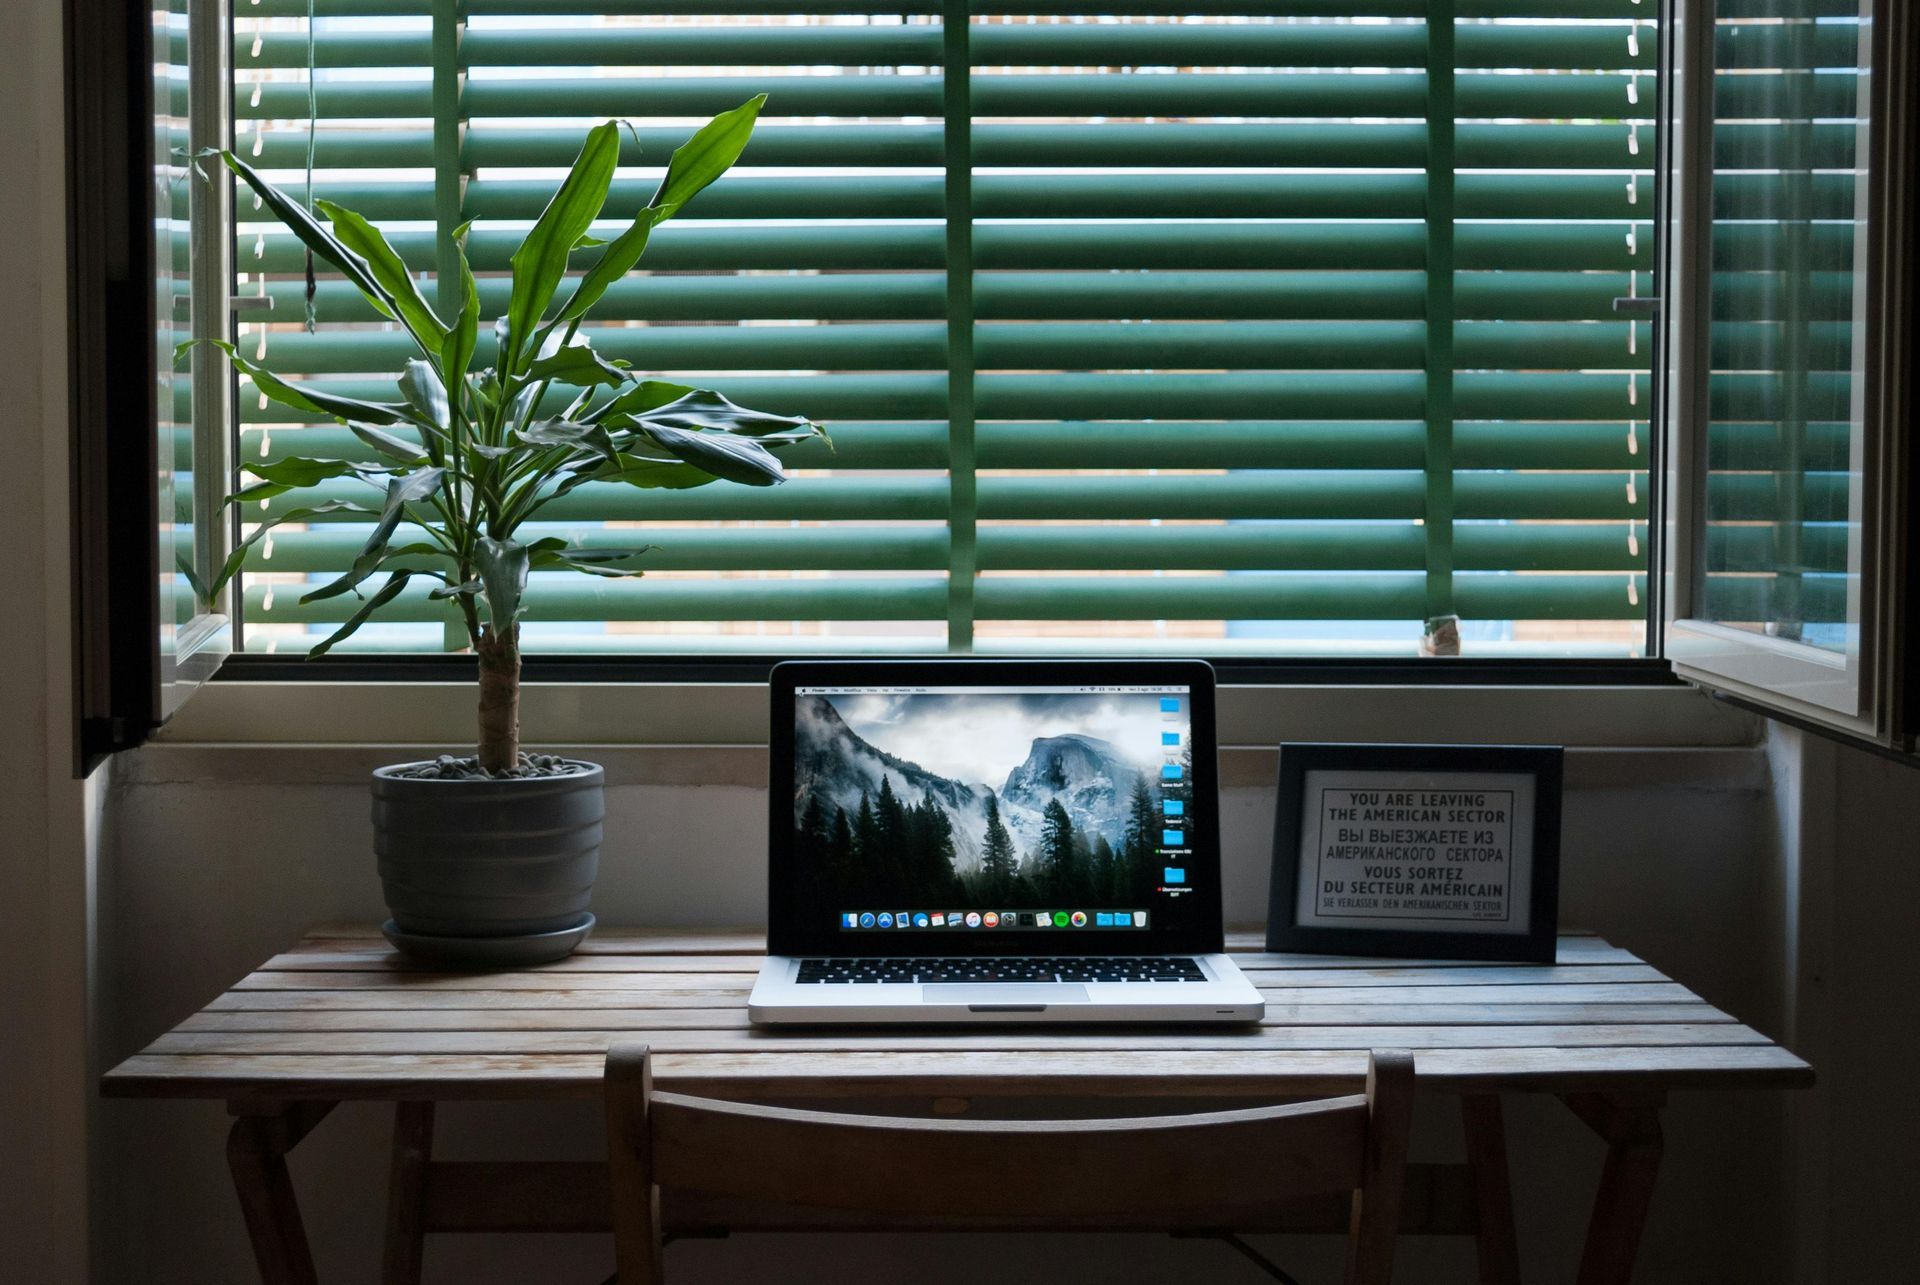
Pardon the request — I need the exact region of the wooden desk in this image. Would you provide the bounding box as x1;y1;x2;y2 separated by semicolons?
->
102;927;1810;1285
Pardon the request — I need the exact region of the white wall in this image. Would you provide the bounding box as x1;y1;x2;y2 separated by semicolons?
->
1763;728;1920;1284
0;1;97;1281
97;740;1799;1284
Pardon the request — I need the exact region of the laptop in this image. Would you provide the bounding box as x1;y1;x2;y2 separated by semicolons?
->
749;659;1265;1024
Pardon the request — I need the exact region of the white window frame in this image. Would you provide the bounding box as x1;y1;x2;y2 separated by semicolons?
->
160;0;234;718
1659;0;1910;747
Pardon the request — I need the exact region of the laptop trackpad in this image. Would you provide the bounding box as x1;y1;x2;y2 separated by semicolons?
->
923;983;1090;1005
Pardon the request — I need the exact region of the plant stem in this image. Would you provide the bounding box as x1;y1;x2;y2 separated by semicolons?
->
475;624;520;772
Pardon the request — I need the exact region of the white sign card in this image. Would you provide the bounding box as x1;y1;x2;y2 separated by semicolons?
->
1292;769;1536;935
1266;744;1562;963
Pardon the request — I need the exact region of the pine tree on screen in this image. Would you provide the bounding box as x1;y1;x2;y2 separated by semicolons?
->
1038;799;1084;902
980;792;1018;899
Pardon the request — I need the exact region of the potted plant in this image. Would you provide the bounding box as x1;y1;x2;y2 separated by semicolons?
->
186;99;822;965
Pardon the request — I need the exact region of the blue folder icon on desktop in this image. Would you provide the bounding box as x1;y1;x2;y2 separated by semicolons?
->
1163;867;1186;884
1161;764;1183;780
1161;731;1180;746
1163;799;1184;816
1159;697;1180;712
1162;830;1184;847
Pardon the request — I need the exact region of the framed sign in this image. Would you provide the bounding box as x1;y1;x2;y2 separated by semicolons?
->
1266;744;1563;963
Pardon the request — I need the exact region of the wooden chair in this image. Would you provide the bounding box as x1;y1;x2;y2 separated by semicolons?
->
603;1043;1415;1285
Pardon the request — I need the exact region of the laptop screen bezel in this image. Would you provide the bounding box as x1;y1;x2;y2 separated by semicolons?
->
766;658;1225;957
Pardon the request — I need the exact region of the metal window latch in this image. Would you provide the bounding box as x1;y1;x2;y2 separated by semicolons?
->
230;295;275;314
1612;296;1661;318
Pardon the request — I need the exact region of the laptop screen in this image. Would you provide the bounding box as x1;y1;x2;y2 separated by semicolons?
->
781;676;1212;949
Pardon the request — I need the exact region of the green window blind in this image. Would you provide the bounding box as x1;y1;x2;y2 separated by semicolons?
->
229;0;1655;657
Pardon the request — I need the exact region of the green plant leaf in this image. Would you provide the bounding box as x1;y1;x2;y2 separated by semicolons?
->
366;465;447;547
604;453;726;490
503;122;620;375
175;551;210;605
349;422;428;465
230;478;300;504
472;535;531;632
207;500;379;597
548;220;649;333
505;382;542;437
306;570;423;658
516;418;619;466
429;578;481;600
301;467;447;603
314;198;446;349
529;544;655;578
230;455;392;503
242;456;380;488
525;341;631;388
628;388;818;441
398;359;450;432
635;423;786;486
551;559;646;578
584;379;697;425
441;225;480;391
528;543;654;566
219;152;395;320
188;339;414;425
647;96;765;224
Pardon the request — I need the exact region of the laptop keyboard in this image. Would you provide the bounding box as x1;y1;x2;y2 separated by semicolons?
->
795;956;1207;985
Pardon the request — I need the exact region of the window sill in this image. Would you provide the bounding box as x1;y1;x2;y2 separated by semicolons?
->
120;736;1771;795
152;678;1761;758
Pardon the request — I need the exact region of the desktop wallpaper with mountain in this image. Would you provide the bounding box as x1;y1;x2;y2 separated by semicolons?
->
791;691;1192;917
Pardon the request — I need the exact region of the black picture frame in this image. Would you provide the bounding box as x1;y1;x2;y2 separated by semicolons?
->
1266;743;1563;964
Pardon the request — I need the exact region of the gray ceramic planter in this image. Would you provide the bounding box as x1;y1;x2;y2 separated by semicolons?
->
372;760;604;965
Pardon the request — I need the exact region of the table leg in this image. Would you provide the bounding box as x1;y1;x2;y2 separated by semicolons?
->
1461;1094;1522;1285
382;1102;436;1285
225;1101;336;1285
1561;1092;1665;1285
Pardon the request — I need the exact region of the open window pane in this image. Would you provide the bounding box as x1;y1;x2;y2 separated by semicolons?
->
225;1;1656;659
1699;0;1865;655
1663;0;1892;728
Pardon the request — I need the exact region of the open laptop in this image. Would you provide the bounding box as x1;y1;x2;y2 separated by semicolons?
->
749;659;1265;1024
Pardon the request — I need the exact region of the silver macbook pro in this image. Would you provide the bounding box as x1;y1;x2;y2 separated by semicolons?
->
749;659;1265;1024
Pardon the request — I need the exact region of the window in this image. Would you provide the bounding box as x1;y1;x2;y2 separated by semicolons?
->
1662;0;1917;746
223;1;1658;659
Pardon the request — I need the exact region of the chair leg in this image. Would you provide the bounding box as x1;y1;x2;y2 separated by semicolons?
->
1461;1094;1522;1285
382;1101;436;1285
606;1044;663;1285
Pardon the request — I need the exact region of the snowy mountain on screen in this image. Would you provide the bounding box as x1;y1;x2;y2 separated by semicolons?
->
793;695;989;866
793;696;1153;871
998;733;1143;855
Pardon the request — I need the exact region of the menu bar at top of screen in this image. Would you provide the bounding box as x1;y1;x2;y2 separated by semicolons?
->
794;686;1190;696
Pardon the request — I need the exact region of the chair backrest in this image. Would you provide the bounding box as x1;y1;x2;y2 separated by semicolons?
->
604;1043;1413;1285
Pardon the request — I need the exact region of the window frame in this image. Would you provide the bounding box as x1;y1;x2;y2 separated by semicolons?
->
1658;0;1917;751
212;0;1664;664
144;0;1885;755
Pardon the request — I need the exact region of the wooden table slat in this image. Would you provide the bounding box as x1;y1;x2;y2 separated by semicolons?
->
102;929;1812;1105
145;1022;1774;1058
229;971;1704;1009
103;1043;1816;1104
257;953;1670;989
201;992;1739;1026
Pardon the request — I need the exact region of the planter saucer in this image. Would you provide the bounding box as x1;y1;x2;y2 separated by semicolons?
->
382;913;596;969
